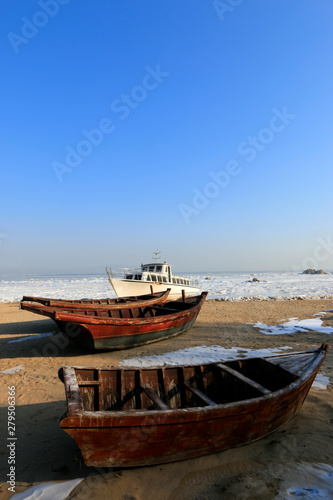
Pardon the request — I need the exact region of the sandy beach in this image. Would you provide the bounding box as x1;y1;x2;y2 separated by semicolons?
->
1;298;332;499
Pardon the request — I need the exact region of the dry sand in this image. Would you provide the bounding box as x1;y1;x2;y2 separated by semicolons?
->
0;299;332;499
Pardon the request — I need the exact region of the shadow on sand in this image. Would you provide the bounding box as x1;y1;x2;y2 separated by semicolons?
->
0;320;102;358
0;401;106;485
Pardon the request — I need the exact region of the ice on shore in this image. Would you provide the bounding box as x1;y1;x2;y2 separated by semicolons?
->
274;462;333;499
8;333;54;343
0;364;24;374
1;271;333;302
312;374;330;390
251;316;333;335
11;478;83;500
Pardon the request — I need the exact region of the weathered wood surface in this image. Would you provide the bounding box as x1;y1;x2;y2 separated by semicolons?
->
20;289;171;310
59;344;328;467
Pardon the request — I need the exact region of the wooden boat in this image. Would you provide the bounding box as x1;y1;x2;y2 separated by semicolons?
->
21;292;208;350
20;288;171;310
58;344;328;467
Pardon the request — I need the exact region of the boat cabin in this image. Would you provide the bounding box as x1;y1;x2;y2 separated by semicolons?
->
124;262;191;286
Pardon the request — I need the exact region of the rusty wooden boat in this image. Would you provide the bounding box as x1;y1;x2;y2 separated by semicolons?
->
58;344;328;467
21;292;207;350
21;288;170;310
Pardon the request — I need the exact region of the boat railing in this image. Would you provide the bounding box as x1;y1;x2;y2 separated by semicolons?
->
105;267;141;280
172;275;199;288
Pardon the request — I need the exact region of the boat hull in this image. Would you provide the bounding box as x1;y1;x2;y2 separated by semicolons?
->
59;346;328;467
57;312;200;350
109;277;200;299
62;375;316;467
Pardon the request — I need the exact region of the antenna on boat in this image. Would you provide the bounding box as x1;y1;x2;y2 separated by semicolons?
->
152;249;161;263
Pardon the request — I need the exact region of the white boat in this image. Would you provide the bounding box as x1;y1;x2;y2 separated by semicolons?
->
106;252;200;299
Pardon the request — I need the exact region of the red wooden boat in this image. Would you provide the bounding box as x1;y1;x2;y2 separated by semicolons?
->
21;292;208;350
21;288;170;309
58;344;328;467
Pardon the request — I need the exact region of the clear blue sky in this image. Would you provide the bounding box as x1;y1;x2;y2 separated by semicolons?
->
1;1;333;274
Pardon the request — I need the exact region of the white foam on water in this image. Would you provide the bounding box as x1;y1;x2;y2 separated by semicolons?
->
119;345;292;368
0;364;24;374
11;478;84;500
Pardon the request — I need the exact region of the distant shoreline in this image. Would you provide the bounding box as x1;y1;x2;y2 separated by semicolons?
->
2;295;333;306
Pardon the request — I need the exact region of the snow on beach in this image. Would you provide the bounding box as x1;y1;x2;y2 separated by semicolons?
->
1;271;333;302
251;314;333;335
10;479;84;500
274;462;333;499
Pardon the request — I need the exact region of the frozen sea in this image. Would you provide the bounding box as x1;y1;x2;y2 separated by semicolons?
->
0;270;333;302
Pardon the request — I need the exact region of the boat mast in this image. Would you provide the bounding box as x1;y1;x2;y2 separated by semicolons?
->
152;249;161;263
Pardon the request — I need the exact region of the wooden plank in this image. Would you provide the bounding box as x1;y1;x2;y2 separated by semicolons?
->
183;380;217;406
141;384;169;410
120;370;137;410
148;305;180;312
140;370;160;409
78;381;100;386
100;370;118;411
177;367;187;408
183;366;196;406
98;369;103;411
62;367;84;413
217;363;271;395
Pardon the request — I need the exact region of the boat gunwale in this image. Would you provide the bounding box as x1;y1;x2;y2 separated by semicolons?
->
20;289;171;310
52;292;208;325
59;345;328;425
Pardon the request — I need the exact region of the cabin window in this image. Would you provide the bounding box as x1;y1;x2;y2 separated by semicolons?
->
142;266;148;271
146;274;151;281
135;274;142;280
162;277;167;283
156;265;162;272
151;275;157;282
172;278;176;283
149;266;154;271
177;279;180;284
125;274;133;280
